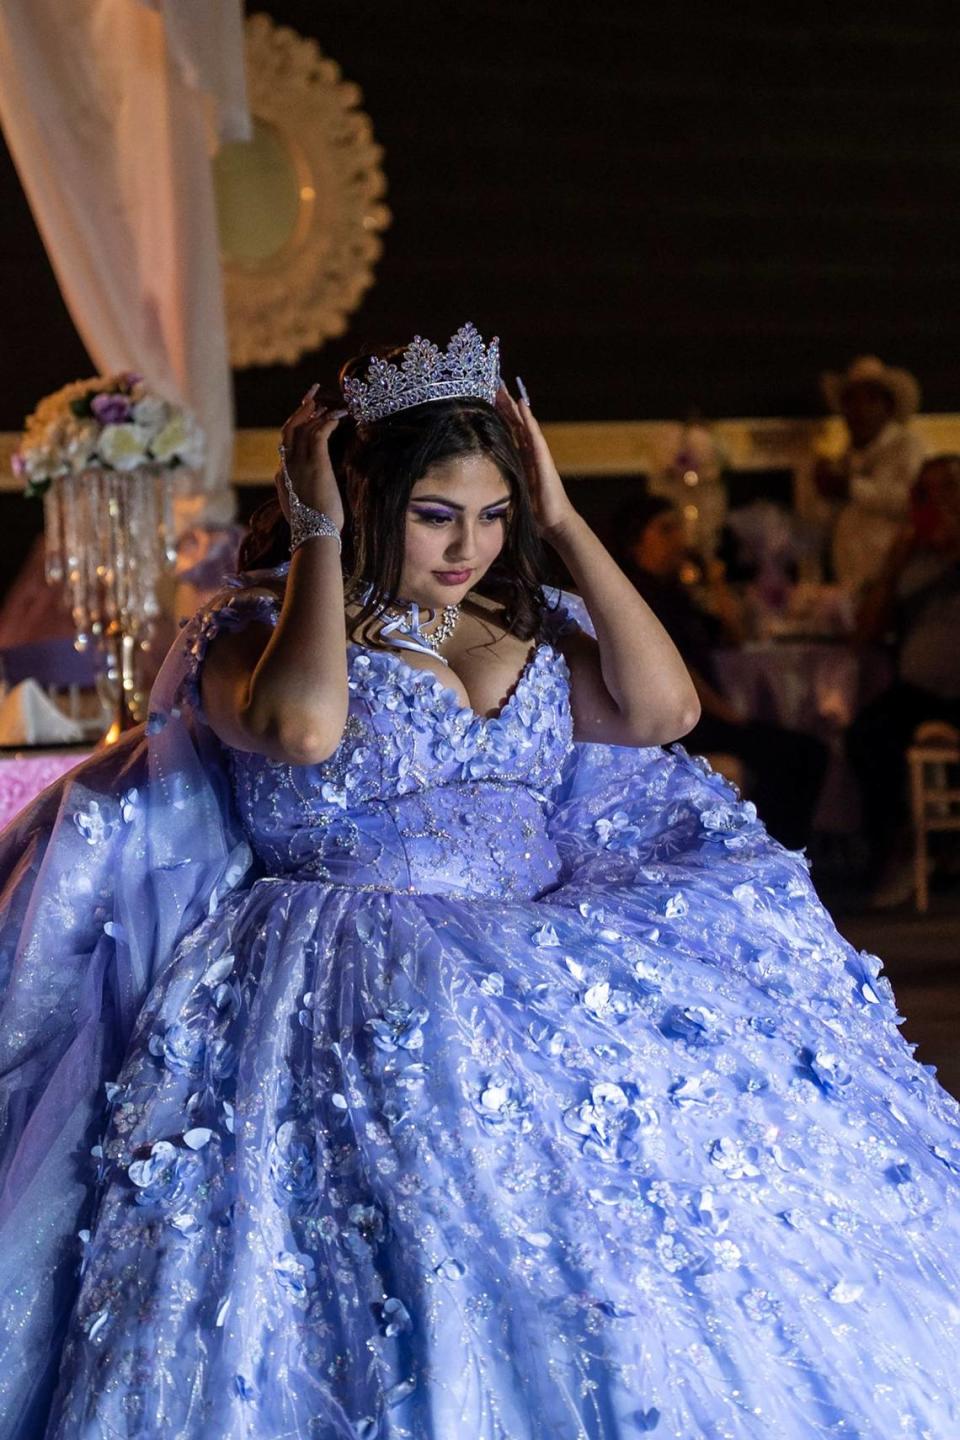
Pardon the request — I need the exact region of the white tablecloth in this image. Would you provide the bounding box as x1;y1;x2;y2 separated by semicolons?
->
715;642;892;834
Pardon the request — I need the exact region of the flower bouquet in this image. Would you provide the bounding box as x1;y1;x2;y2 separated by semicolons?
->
13;373;205;743
13;371;203;494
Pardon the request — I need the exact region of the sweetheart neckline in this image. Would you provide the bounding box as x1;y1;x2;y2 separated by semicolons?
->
346;639;556;725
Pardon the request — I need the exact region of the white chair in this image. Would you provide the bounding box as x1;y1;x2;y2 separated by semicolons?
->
907;721;960;913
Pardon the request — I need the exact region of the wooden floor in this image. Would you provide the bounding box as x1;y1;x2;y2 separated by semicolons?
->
834;895;960;1100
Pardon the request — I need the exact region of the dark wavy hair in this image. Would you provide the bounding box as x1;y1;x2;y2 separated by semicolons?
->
237;349;554;642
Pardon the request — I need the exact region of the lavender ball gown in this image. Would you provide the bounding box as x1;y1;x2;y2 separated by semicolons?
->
2;568;960;1439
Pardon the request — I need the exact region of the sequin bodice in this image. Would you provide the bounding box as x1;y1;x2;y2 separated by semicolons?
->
190;593;575;900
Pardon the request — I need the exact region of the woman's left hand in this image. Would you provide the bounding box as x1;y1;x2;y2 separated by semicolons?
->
496;384;578;541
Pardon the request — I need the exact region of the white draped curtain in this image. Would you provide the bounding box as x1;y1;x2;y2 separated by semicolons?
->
0;0;250;519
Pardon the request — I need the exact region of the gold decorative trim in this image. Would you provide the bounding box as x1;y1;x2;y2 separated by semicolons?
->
218;15;390;367
226;414;960;485
3;415;960;491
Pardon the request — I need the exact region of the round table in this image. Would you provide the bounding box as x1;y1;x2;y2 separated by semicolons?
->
715;641;892;833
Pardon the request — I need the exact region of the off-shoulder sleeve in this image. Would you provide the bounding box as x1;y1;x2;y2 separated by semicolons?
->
175;588;281;725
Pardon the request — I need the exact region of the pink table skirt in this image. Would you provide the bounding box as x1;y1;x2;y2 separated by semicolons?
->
0;750;93;834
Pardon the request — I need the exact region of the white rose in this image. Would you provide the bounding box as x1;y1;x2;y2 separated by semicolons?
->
96;423;152;471
65;421;99;474
150;413;204;467
132;395;169;432
21;447;47;480
24;445;65;480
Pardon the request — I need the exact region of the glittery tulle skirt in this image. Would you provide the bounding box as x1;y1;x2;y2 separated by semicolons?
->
30;742;960;1439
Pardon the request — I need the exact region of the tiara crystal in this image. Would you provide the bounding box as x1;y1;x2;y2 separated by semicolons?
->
342;322;501;424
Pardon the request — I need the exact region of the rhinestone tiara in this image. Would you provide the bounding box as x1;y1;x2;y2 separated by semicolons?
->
342;322;501;424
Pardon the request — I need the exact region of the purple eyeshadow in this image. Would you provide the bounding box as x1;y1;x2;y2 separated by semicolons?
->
411;507;510;521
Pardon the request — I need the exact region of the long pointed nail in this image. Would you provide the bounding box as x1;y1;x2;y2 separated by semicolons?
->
515;375;531;407
302;382;320;402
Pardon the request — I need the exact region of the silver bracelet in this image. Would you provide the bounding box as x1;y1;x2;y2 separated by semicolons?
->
278;444;342;556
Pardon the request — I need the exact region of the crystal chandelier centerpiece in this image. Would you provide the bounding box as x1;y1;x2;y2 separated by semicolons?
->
14;373;205;745
651;418;729;560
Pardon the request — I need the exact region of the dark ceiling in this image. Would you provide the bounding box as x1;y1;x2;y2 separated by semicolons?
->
2;1;958;429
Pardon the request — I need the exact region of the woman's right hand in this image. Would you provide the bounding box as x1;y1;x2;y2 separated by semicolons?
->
276;384;348;530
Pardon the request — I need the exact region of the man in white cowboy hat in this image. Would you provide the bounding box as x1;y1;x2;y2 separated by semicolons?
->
814;354;926;592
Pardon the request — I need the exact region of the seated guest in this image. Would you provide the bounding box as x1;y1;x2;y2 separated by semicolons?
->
615;495;828;852
847;454;960;905
814;354;926;593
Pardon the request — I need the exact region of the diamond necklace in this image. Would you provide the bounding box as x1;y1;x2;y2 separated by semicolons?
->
349;578;461;666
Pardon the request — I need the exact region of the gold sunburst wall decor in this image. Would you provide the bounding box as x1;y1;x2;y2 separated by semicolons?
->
214;14;391;368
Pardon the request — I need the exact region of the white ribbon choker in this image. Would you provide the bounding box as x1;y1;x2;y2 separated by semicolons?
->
354;580;460;665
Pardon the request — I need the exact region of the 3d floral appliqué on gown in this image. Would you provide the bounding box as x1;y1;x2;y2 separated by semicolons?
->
1;569;959;1440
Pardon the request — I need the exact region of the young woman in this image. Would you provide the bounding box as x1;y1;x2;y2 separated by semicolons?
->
2;325;959;1439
